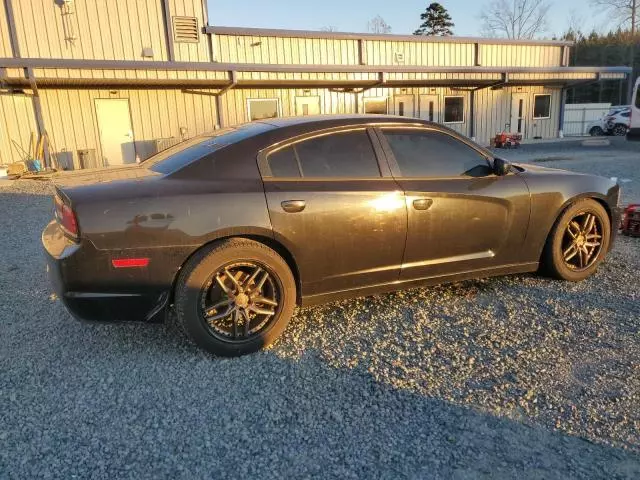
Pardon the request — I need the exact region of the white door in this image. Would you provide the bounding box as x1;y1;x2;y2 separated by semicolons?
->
393;95;415;117
510;94;528;136
419;94;440;122
95;99;136;166
295;96;321;116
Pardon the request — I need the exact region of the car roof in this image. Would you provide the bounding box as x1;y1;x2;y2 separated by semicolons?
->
255;114;433;131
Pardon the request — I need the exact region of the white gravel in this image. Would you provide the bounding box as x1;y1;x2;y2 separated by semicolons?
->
1;143;639;479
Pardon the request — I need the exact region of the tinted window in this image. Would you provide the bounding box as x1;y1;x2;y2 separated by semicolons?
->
444;97;464;123
636;88;640;108
148;123;273;174
293;130;380;178
533;95;551;118
383;129;488;177
268;147;301;177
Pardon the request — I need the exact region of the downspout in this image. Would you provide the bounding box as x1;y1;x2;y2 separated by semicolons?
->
558;87;567;138
161;0;175;62
26;68;49;168
215;71;237;128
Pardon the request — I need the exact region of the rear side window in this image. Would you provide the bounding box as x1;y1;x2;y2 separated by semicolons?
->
383;129;488;178
267;130;380;178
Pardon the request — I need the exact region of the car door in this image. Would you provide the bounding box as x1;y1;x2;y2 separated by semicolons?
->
375;126;531;281
258;127;407;297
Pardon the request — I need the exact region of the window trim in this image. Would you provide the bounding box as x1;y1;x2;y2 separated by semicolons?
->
247;97;282;122
363;97;389;115
532;94;552;120
258;125;392;180
443;96;465;124
375;125;494;180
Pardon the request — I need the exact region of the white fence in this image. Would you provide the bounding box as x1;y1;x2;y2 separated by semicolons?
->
562;103;611;136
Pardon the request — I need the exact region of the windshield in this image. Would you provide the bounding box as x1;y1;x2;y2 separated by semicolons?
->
145;122;274;174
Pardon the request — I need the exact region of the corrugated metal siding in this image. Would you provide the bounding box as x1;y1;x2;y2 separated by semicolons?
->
168;0;210;62
0;2;13;57
0;93;38;164
11;0;168;61
479;45;562;67
474;86;560;145
38;88;218;167
365;41;474;66
214;35;359;65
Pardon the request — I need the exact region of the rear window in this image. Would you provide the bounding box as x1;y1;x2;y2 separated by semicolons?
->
148;122;273;174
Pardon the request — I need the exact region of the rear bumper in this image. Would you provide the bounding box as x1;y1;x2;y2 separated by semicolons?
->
42;220;168;322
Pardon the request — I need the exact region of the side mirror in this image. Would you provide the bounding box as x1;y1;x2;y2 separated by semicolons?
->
493;157;512;176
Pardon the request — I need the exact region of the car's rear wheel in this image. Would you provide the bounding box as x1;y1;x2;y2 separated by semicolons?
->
175;238;296;356
612;123;628;136
542;199;610;282
589;126;604;136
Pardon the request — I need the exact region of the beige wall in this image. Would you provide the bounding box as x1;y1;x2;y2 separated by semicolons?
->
0;1;12;57
0;93;38;165
7;0;208;62
213;33;565;68
38;88;218;168
168;0;210;62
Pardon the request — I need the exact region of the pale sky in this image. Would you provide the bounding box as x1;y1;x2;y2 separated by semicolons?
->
206;0;617;38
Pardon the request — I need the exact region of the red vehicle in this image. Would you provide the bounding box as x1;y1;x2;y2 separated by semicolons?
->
493;131;522;148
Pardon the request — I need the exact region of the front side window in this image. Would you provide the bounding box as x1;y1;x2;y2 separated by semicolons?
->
383;129;488;178
533;95;551;119
636;87;640;108
267;130;380;178
248;98;280;121
444;97;464;123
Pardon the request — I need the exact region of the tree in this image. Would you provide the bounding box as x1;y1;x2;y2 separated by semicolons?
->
320;26;338;32
413;3;454;36
367;15;392;34
590;0;638;31
480;0;551;39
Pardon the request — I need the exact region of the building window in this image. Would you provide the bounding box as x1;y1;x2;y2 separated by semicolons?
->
444;97;464;123
247;98;280;121
533;94;551;119
364;97;388;114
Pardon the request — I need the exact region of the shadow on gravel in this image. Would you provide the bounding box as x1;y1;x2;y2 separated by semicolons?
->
2;306;640;479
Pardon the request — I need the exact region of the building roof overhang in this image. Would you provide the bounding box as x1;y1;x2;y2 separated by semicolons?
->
0;58;630;90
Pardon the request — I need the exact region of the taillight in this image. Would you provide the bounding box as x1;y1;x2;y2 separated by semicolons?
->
54;194;79;241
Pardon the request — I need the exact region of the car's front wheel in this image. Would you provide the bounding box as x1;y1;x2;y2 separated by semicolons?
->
542;199;611;282
175;238;296;356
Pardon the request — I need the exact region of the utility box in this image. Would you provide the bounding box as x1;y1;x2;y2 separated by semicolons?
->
77;149;98;169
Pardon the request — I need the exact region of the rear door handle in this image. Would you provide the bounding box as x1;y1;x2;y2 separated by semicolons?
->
281;200;306;213
412;198;433;210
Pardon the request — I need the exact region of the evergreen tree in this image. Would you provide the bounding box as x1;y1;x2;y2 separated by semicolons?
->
413;3;454;36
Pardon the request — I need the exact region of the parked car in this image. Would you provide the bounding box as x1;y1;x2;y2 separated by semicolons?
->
43;115;621;356
588;106;631;136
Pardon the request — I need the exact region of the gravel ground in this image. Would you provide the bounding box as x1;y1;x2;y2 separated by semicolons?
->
1;143;639;479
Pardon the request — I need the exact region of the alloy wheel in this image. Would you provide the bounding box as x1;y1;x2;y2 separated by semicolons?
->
561;212;603;271
200;261;281;340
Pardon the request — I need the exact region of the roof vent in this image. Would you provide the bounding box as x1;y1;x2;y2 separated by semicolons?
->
173;16;199;43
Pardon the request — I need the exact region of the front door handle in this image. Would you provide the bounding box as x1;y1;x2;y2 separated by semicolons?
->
412;198;433;210
281;200;306;213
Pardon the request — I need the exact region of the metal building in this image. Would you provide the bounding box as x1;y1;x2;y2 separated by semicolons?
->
0;0;631;168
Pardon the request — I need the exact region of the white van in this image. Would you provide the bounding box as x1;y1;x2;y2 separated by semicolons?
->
629;76;640;141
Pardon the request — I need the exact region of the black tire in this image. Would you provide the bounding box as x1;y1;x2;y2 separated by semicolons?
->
589;126;604;136
612;124;628;136
542;199;610;282
175;238;296;356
